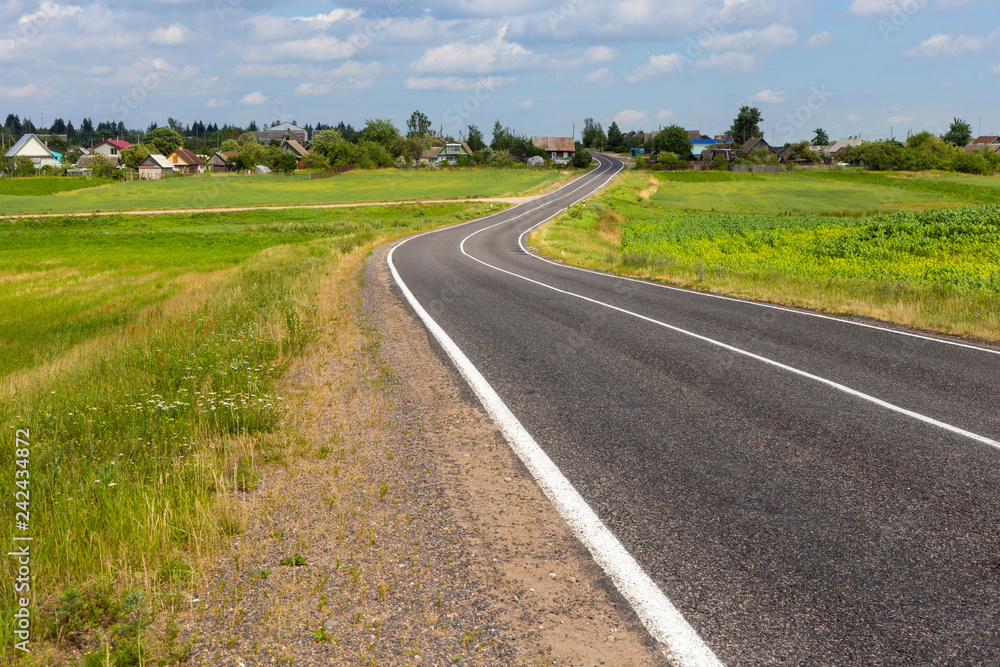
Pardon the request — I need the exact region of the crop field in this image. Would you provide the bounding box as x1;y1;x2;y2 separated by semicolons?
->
0;169;570;215
0;201;497;660
0;176;114;197
531;170;1000;341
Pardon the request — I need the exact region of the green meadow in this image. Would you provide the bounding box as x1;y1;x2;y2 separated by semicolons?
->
0;202;497;662
0;169;569;215
531;170;1000;342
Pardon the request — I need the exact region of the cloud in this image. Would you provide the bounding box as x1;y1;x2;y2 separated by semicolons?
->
584;45;617;64
904;33;987;56
206;98;230;108
699;24;798;51
403;76;515;91
247;36;356;62
692;51;756;73
239;91;269;105
847;113;863;122
627;53;685;83
847;0;911;15
993;63;1000;75
655;109;674;122
148;23;190;45
749;89;787;103
580;67;616;87
888;115;915;124
293;61;381;94
517;100;533;108
0;83;41;99
614;110;648;126
410;24;535;75
18;1;81;24
808;30;833;47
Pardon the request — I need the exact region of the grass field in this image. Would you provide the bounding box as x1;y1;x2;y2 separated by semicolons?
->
0;201;498;663
0;177;114;197
0;169;570;215
530;170;1000;342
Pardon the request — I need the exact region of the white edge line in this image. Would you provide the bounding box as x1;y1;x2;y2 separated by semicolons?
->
518;160;1000;357
387;246;724;664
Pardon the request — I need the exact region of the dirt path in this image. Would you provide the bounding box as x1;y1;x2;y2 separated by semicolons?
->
0;197;538;220
181;241;669;666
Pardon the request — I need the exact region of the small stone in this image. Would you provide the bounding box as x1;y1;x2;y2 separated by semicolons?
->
549;572;557;579
323;619;339;630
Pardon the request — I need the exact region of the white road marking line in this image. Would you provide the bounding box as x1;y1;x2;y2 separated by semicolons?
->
387;239;725;667
459;226;1000;452
518;163;1000;356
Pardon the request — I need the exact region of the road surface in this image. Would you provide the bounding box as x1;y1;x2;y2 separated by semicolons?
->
388;154;1000;665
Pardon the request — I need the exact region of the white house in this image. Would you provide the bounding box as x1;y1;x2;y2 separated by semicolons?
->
137;154;176;180
91;139;132;158
5;134;60;168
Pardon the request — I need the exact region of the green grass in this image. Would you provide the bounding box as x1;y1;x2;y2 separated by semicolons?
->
0;169;571;215
0;177;115;197
0;201;499;662
532;170;1000;341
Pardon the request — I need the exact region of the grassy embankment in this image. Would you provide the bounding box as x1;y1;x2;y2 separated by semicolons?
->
0;170;572;215
530;170;1000;342
0;201;501;664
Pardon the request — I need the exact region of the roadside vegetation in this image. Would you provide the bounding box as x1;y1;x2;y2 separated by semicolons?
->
0;169;568;215
530;169;1000;342
0;201;500;664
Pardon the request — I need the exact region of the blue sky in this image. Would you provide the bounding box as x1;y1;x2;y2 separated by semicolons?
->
1;0;999;143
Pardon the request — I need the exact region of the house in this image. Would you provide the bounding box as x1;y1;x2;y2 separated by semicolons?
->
690;138;719;158
91;139;131;158
738;136;773;156
167;148;206;174
280;138;309;160
531;137;575;163
5;134;60;169
828;136;864;161
419;142;474;166
965;136;1000;154
137;154;175;180
207;150;238;173
253;121;308;144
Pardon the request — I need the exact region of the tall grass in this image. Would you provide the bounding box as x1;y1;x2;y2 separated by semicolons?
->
0;202;497;663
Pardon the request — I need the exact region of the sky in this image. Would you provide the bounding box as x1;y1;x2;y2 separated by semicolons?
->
1;0;999;144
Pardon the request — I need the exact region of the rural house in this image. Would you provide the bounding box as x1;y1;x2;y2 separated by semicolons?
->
965;136;1000;154
531;137;575;163
207;150;238;173
5;134;60;168
91;139;131;157
138;154;175;180
738;136;773;157
419;142;474;166
253;121;309;144
167;148;206;174
280;138;310;160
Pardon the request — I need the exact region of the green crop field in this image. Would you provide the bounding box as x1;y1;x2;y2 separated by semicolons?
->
0;201;498;661
0;169;570;215
0;176;114;197
531;169;1000;341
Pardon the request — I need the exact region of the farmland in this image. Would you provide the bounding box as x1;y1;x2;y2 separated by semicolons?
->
530;170;1000;342
0;169;569;215
0;201;499;661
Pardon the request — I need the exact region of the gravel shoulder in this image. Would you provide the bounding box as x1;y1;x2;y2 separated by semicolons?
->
181;238;669;666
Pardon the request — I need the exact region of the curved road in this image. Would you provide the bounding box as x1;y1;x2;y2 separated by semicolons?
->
388;154;1000;665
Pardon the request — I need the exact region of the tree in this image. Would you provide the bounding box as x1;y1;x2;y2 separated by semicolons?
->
582;118;604;148
50;118;66;134
358;140;394;168
144;127;183;156
302;150;330;171
13;155;35;176
491;120;506;149
652;124;693;158
5;114;21;135
812;128;829;145
571;143;592;168
406;110;432;139
167;117;184;133
90;153;117;179
466;125;485;152
607;122;624;150
220;139;239;152
360;118;402;152
942;117;973;147
247;120;258;132
121;144;152;168
311;129;344;156
80;118;95;143
729;106;763;146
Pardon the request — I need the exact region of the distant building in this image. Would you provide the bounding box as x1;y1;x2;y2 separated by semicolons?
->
531;137;575;163
965;136;1000;154
253;122;308;143
138;154;175;180
167;148;206;174
420;142;474;166
5;134;60;168
91;139;131;157
280;138;309;160
207;150;238;173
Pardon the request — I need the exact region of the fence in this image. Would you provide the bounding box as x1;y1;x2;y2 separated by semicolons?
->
310;165;354;180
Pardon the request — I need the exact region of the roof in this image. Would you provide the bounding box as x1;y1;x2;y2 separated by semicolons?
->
531;137;575;152
170;148;204;165
5;134;56;159
420;147;444;160
740;136;770;152
78;155;120;168
280;138;309;158
687;130;701;140
139;154;174;169
969;136;1000;145
829;136;864;153
93;139;132;150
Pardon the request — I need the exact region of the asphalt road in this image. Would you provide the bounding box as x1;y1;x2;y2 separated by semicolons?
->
388;154;1000;665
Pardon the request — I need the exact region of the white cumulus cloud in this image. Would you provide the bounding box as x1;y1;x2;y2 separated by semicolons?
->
149;23;191;46
750;89;787;103
700;24;798;51
808;30;833;47
614;109;648;126
627;53;685;83
239;91;269;105
411;24;535;75
904;33;987;56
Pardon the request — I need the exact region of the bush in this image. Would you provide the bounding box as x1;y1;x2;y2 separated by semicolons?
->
658;152;684;166
13;155;36;177
90;154;117;180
